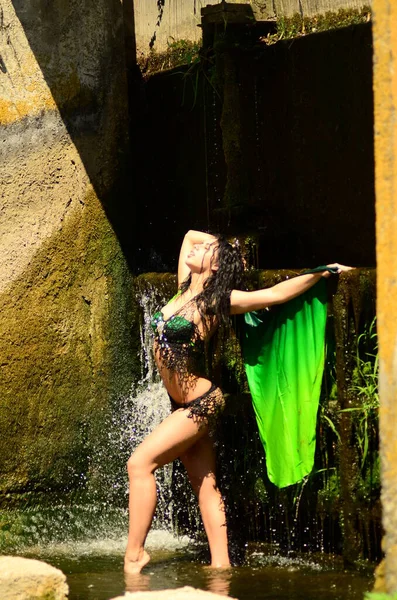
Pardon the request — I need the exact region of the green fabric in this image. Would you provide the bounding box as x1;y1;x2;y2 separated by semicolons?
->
242;279;328;488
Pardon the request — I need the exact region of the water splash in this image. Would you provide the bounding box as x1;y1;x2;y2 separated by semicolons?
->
88;275;176;520
20;527;192;561
0;280;192;556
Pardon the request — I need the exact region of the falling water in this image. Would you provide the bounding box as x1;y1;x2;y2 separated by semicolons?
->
88;276;185;532
0;277;195;556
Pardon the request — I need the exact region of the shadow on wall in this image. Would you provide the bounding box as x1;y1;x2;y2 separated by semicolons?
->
9;0;138;265
134;22;375;270
246;23;376;268
9;2;376;271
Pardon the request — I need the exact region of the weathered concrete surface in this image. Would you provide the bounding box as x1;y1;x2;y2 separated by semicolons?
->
1;112;91;295
0;556;68;600
134;0;372;56
0;1;129;294
0;186;134;499
373;0;397;593
112;586;236;600
0;1;135;502
274;0;371;18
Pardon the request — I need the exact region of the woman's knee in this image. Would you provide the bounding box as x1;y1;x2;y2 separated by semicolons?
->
127;450;155;479
187;473;203;496
188;469;218;497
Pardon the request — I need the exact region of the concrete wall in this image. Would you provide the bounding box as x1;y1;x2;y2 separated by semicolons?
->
134;23;375;272
134;0;372;56
274;0;371;18
0;1;135;503
372;0;397;593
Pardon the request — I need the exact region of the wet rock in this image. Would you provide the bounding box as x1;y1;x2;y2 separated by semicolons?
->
0;556;68;600
111;585;237;599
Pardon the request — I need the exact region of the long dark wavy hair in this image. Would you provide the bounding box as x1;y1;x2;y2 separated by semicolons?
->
179;235;246;331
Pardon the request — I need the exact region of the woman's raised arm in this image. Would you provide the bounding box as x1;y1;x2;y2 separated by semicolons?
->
230;263;353;315
177;230;218;286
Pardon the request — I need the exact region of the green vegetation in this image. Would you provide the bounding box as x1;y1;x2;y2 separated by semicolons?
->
263;6;371;45
318;315;379;513
140;6;371;75
365;594;397;600
341;316;379;472
138;39;201;77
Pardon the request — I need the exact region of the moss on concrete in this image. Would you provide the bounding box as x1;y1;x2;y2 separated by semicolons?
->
262;6;371;44
0;187;135;506
138;40;201;77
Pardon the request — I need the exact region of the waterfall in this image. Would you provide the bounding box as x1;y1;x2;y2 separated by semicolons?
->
88;277;180;531
0;276;195;556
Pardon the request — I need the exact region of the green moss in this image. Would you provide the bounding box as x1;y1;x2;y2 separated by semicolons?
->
134;272;177;300
138;39;201;77
264;6;371;44
254;477;268;503
317;471;341;513
0;187;136;506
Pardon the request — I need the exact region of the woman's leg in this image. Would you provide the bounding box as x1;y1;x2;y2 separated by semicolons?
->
125;407;208;573
180;434;230;568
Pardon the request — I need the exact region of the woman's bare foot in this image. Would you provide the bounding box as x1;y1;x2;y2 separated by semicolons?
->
124;550;151;574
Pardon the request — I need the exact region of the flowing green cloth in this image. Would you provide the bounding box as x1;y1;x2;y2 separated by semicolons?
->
242;278;329;488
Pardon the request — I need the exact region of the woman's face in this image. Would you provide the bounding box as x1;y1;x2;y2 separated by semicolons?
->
185;241;219;274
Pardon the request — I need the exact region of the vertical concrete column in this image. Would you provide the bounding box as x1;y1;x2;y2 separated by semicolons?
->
372;0;397;592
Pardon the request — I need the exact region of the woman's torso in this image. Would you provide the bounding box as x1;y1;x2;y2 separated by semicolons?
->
151;293;216;403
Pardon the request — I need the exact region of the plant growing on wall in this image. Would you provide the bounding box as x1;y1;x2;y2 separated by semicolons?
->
342;316;379;473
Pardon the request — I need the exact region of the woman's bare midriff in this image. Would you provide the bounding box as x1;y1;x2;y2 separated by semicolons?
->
154;345;213;405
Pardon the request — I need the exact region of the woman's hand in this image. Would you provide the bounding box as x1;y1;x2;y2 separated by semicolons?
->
322;263;355;277
178;230;217;286
230;263;355;314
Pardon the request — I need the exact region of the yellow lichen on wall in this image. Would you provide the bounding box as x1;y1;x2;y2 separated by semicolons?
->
0;97;56;126
373;0;397;592
0;7;55;125
0;70;93;125
0;3;104;126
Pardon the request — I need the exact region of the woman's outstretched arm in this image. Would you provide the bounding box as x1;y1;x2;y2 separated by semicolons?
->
177;230;217;286
230;263;353;315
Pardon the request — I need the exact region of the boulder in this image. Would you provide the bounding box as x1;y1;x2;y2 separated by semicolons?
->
111;586;237;599
0;556;68;600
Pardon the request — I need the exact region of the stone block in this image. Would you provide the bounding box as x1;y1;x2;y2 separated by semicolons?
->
111;585;237;599
0;556;68;600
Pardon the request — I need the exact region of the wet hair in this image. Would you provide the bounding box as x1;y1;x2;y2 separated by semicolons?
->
179;235;246;330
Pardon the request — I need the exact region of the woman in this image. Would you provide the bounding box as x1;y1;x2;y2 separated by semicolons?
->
124;230;352;573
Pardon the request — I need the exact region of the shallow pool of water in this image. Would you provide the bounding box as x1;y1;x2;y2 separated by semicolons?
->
20;531;374;600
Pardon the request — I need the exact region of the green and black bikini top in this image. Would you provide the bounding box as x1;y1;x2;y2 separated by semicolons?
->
151;311;198;346
151;296;207;386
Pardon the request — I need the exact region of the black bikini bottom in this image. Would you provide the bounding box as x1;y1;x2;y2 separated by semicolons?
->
168;384;224;429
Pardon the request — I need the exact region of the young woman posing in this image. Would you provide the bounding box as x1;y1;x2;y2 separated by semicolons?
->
124;230;352;573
